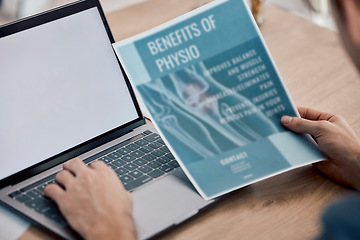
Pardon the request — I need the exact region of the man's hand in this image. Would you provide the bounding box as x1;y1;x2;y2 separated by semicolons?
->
44;158;135;240
281;107;360;190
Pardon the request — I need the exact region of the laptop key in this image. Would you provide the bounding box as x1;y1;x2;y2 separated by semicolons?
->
138;165;152;173
134;139;148;146
156;139;165;145
115;168;129;176
142;154;156;161
124;175;152;191
159;165;173;173
159;146;170;153
9;191;21;198
121;154;136;162
112;159;126;167
126;143;139;151
27;189;42;198
107;163;118;171
40;205;55;215
148;169;165;178
25;199;43;211
15;194;32;203
144;133;161;142
52;214;68;227
43;208;60;220
120;175;134;183
37;184;47;192
143;130;153;135
123;163;137;171
47;180;56;185
133;159;147;166
128;170;143;178
148;142;162;149
147;161;161;169
130;150;145;158
139;146;152;153
26;197;53;212
152;150;166;157
165;153;175;160
99;156;112;163
168;160;180;168
107;152;121;160
156;157;170;164
116;147;131;155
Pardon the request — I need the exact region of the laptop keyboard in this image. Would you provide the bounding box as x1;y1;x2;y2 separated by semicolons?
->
8;130;180;227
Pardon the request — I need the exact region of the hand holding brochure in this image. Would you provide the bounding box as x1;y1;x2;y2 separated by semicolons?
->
113;0;324;200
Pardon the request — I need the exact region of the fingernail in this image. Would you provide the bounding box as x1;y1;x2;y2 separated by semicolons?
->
281;116;293;124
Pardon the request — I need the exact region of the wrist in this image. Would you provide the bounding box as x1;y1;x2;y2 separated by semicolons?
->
85;215;136;240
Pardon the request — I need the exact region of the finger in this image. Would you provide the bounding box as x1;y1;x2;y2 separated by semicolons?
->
55;170;75;188
90;161;123;184
44;184;65;203
281;115;329;137
315;161;336;175
297;107;334;121
90;160;116;175
90;160;108;170
63;158;86;176
315;161;349;186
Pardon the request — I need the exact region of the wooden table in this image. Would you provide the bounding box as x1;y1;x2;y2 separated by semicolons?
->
19;0;360;239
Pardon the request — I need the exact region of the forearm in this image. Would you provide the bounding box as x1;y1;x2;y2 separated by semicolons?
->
348;147;360;190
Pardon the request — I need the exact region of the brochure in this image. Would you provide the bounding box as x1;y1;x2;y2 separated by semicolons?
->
112;0;324;200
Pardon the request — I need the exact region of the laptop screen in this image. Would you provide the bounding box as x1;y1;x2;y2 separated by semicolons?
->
0;7;139;180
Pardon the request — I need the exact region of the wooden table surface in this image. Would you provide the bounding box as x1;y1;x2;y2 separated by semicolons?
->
19;0;360;239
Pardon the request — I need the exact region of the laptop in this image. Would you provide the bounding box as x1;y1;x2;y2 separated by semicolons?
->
0;0;213;239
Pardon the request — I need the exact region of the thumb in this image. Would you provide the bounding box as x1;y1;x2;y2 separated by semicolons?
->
281;115;320;136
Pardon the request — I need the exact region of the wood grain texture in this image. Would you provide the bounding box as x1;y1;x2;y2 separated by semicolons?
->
18;1;359;239
18;224;59;240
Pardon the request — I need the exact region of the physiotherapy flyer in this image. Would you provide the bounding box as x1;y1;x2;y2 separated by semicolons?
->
113;0;324;200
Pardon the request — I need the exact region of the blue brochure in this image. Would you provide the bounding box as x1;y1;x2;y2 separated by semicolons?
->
113;0;324;200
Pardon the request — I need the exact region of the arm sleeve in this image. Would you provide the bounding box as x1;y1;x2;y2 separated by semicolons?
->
316;193;360;240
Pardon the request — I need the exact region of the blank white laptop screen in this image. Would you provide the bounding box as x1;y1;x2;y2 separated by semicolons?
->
0;7;139;180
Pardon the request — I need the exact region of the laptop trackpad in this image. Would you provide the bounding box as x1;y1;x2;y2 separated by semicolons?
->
132;175;209;240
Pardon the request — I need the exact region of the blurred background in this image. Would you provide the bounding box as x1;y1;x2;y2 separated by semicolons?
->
0;0;335;30
0;0;145;24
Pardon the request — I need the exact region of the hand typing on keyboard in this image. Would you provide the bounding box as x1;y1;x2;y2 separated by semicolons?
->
44;158;136;240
